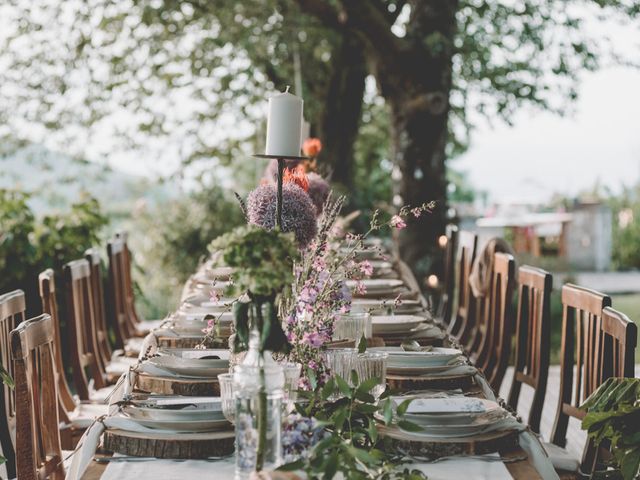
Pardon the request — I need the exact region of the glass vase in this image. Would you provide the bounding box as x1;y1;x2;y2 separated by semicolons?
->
233;332;284;478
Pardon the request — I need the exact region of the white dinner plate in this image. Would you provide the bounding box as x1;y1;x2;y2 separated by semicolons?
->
122;415;230;432
369;347;462;367
122;396;225;422
146;354;229;377
370;315;425;334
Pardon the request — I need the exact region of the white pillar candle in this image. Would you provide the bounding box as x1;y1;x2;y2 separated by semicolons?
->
300;120;311;145
265;86;303;157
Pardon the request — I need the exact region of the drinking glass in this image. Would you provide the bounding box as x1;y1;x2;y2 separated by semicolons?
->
218;372;235;424
353;351;388;400
332;312;372;342
323;348;358;383
280;362;302;407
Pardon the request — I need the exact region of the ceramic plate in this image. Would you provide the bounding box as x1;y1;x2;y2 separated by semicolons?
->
122;415;230;432
369;347;462;366
122;396;225;422
147;355;228;377
370;315;425;334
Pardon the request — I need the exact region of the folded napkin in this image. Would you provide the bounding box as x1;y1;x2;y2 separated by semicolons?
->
413;453;512;479
100;455;236;480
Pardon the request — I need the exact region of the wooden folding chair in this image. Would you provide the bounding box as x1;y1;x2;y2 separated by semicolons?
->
434;225;458;329
11;314;64;480
85;249;114;366
547;284;615;476
507;266;552;433
107;237;134;349
0;290;25;478
39;269;108;448
38;270;77;418
578;306;637;474
447;231;478;344
471;253;516;391
64;259;108;400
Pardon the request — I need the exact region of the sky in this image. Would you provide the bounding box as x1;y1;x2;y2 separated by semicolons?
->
454;65;640;205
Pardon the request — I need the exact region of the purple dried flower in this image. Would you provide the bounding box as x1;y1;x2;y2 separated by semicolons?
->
306;173;330;215
246;182;318;248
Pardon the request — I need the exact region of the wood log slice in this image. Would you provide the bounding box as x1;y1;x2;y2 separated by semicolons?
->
136;373;221;396
103;428;235;459
386;372;474;392
378;424;520;459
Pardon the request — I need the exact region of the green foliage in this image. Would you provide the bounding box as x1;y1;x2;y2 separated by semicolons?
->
209;225;298;298
609;183;640;270
0;188;108;315
282;370;426;480
581;378;640;480
129;183;244;318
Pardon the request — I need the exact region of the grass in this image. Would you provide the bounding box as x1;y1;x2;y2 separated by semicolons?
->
610;293;640;363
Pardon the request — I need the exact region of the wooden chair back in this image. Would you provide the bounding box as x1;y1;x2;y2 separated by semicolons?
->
107;237;132;348
551;284;611;474
11;314;64;480
436;225;458;328
472;253;516;390
0;290;25;478
116;231;142;327
447;231;478;344
578;306;638;474
85;249;113;366
38;269;77;420
507;266;552;433
600;307;637;379
64;259;107;400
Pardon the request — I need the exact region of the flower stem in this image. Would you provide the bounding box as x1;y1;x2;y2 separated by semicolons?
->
256;366;267;471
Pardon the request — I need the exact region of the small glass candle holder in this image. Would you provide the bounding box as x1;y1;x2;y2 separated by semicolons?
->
217;372;235;424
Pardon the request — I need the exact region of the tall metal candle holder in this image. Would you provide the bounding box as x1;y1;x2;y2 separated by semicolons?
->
254;154;308;229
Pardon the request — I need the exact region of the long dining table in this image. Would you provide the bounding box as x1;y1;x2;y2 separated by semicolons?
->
71;243;559;480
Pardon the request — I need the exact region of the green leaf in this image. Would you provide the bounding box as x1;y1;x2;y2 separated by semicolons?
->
357;334;367;353
350;369;359;387
277;459;304;471
357;376;381;395
0;365;14;389
398;420;424;432
323;450;339;479
620;446;640;480
397;398;414;417
382;398;393;425
335;374;352;397
322;377;336;401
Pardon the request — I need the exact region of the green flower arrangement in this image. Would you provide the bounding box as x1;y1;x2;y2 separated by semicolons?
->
209;225;298;300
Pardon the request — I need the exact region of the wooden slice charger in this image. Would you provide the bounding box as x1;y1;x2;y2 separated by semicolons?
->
378;423;520;459
386;372;474;392
103;428;235;459
136;372;223;396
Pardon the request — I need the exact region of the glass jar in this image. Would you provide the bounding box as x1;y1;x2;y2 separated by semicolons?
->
234;362;284;478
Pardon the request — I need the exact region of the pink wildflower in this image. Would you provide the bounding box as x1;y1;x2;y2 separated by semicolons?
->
355;281;367;296
411;207;422;218
302;332;324;348
390;215;407;229
359;260;373;277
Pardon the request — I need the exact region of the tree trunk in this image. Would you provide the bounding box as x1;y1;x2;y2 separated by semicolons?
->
316;32;367;189
377;1;458;277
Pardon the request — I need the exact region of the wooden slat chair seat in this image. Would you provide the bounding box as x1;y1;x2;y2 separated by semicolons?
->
471;253;516;391
11;314;65;480
39;269;109;448
434;225;458;328
507;266;552;434
544;284;634;477
447;231;478;344
0;290;25;479
64;259;113;401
